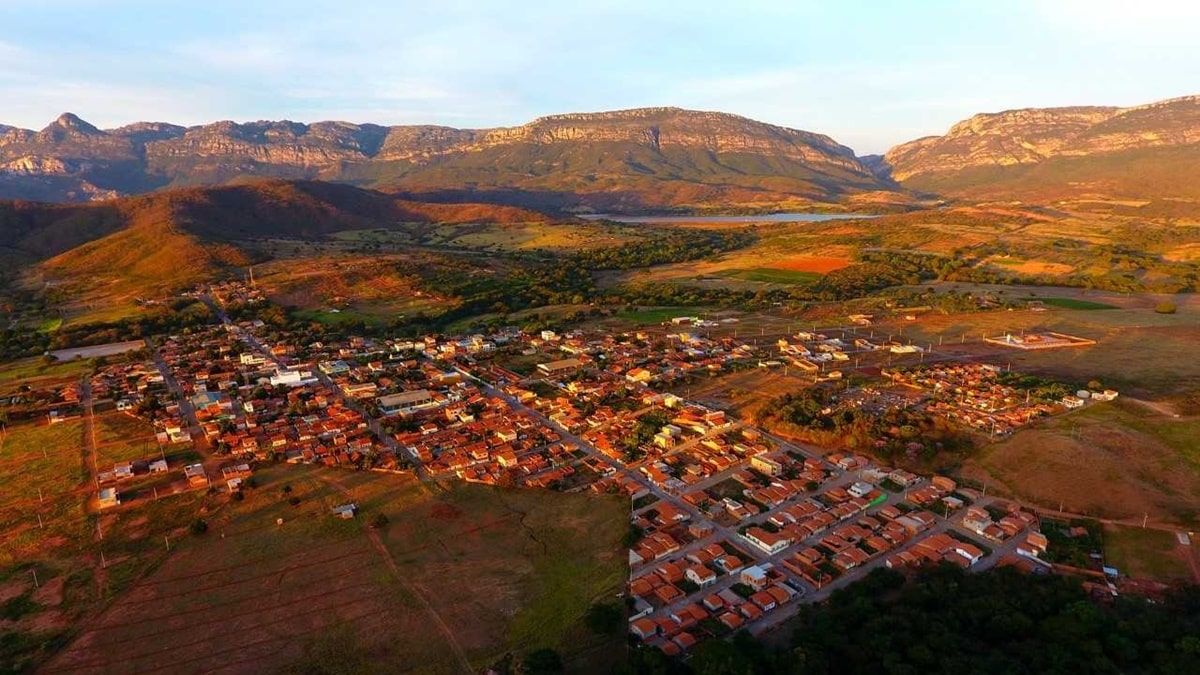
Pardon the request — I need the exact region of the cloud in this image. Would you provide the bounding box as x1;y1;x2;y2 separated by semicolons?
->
172;33;292;73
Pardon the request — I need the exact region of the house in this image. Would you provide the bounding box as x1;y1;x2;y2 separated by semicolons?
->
685;565;717;588
630;617;658;640
331;503;358;519
98;488;119;509
750;590;777;612
743;527;790;555
750;454;785;477
183;464;208;488
740;565;769;591
848;481;874;499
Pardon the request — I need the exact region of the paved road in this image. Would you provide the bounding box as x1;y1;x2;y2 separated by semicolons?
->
149;342;220;478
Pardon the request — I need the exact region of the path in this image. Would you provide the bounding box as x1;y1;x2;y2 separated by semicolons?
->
316;473;474;674
1125;397;1181;419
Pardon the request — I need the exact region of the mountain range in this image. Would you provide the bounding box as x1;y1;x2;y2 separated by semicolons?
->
879;94;1200;207
4;95;1198;212
0;107;901;211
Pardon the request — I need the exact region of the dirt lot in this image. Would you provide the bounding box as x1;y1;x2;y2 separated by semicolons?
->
43;465;627;674
961;400;1200;527
767;256;852;273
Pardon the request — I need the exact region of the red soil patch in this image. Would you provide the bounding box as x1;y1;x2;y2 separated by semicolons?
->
769;256;852;273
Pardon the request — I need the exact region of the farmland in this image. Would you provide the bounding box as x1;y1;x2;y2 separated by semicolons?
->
41;465;628;674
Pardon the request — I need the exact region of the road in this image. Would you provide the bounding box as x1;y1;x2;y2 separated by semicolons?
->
80;378;100;507
149;341;220;478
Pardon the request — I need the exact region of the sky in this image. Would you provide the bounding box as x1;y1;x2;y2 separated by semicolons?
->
1;0;1198;154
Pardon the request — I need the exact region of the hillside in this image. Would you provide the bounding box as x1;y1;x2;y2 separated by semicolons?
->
5;181;555;316
879;95;1200;210
0;108;903;211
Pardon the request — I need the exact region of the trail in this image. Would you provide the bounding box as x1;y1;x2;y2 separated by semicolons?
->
316;473;474;674
1125;397;1181;418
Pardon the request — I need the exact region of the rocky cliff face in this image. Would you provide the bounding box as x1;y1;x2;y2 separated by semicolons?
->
881;95;1200;181
0;107;886;205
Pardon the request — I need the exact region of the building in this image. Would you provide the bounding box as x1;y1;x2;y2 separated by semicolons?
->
537;358;584;378
98;488;119;509
740;565;770;591
378;389;436;415
744;527;791;555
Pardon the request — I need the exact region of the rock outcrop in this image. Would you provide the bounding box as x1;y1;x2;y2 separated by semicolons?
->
0;107;890;206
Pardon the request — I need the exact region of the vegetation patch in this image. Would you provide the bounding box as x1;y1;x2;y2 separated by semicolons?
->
719;268;822;284
1103;524;1191;581
1039;297;1119;310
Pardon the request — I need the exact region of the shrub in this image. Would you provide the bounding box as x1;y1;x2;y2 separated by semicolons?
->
585;601;625;635
370;513;389;529
190;518;209;535
1155;301;1178;314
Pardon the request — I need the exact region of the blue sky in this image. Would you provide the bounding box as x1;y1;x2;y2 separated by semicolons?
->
1;0;1197;153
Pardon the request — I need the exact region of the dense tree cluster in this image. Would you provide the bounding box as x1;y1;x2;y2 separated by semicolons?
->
0;298;213;362
752;388;969;465
630;566;1200;675
572;229;756;270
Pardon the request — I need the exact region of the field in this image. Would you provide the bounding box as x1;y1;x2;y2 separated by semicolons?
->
330;221;640;253
0;420;88;568
0;408;228;671
769;255;852;273
1103;524;1194;581
718;268;821;284
42;465;628;674
0;358;91;394
1038;297;1119;310
897;285;1200;398
962;400;1200;527
615;306;694;325
92;414;163;467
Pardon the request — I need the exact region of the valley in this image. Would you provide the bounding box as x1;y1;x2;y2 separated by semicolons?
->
1;93;1199;674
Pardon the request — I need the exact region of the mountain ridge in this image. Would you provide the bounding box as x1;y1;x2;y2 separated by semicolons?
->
0;106;899;210
879;94;1200;206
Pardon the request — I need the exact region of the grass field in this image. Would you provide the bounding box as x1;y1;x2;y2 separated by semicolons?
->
897;290;1200;398
1103;524;1192;581
615;307;692;324
1039;297;1119;310
43;465;628;674
0;420;88;567
0;357;90;389
962;400;1200;526
719;268;822;284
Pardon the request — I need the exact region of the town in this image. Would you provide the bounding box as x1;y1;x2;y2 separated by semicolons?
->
1;281;1132;660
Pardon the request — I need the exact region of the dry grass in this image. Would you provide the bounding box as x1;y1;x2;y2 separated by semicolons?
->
962;401;1200;526
45;465;627;674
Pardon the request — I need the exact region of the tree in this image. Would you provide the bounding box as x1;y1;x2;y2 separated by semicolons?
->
519;649;563;674
1155;300;1178;314
584;601;624;635
190;518;209;535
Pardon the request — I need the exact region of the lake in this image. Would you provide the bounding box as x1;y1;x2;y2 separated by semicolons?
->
580;212;876;224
